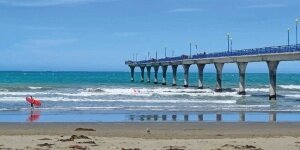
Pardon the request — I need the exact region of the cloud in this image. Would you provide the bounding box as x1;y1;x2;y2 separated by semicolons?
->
245;4;285;8
0;0;115;7
168;8;203;13
15;38;77;49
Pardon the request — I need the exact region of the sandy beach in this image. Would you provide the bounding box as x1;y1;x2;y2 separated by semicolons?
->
1;122;300;150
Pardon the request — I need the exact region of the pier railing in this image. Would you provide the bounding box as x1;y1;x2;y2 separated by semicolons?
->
125;44;300;65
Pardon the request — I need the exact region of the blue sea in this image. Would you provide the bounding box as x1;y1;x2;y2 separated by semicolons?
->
1;71;300;122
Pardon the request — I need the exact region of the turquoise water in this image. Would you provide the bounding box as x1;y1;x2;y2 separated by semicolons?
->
0;71;300;122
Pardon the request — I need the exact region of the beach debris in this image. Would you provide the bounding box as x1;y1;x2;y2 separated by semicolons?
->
59;135;90;142
59;138;73;142
69;145;87;150
0;145;3;146
77;141;96;144
121;148;141;150
163;146;186;150
37;143;54;148
220;144;263;150
146;128;151;134
75;128;96;131
38;138;52;140
74;135;90;140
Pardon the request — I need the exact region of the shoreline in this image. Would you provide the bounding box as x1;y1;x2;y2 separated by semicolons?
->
1;122;300;149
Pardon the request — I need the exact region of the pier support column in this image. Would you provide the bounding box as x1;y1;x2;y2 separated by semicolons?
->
237;62;248;95
162;65;168;85
172;65;178;86
153;65;159;84
183;64;191;87
197;64;205;89
267;61;279;100
130;66;135;82
140;66;145;82
214;63;224;92
146;66;151;83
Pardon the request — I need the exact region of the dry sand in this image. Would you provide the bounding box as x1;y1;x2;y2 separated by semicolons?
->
0;122;300;150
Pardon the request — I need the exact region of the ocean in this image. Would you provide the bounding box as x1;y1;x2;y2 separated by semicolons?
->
0;71;300;122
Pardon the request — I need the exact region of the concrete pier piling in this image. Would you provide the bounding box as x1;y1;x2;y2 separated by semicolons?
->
153;65;159;84
237;62;248;95
172;65;178;86
130;66;135;82
214;63;224;92
183;64;191;87
162;65;168;85
267;61;279;100
146;66;151;83
140;66;145;82
126;44;300;100
197;64;205;89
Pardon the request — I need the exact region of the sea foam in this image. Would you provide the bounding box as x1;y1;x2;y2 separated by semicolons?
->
279;85;300;90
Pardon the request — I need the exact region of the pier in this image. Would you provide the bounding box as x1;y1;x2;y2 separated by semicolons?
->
125;44;300;100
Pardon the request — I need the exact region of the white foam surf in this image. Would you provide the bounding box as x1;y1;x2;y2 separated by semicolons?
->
0;87;243;98
0;96;237;104
79;87;243;97
28;86;43;90
279;85;300;90
284;94;300;98
245;88;269;92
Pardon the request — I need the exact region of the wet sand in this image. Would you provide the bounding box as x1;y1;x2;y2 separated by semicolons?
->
1;122;300;149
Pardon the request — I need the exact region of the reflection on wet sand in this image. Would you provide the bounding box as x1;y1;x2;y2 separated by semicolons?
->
216;113;222;122
27;110;41;122
240;112;245;122
198;114;203;121
128;112;279;122
269;112;276;122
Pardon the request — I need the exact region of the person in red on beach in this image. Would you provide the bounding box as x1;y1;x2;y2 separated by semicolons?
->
26;96;41;108
29;96;34;108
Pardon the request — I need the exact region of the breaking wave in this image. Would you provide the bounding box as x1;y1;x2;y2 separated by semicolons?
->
279;85;300;90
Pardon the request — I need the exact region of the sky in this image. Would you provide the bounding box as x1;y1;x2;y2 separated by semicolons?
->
0;0;299;73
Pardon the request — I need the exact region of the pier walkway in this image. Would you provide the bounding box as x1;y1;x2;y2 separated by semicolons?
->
125;44;300;100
